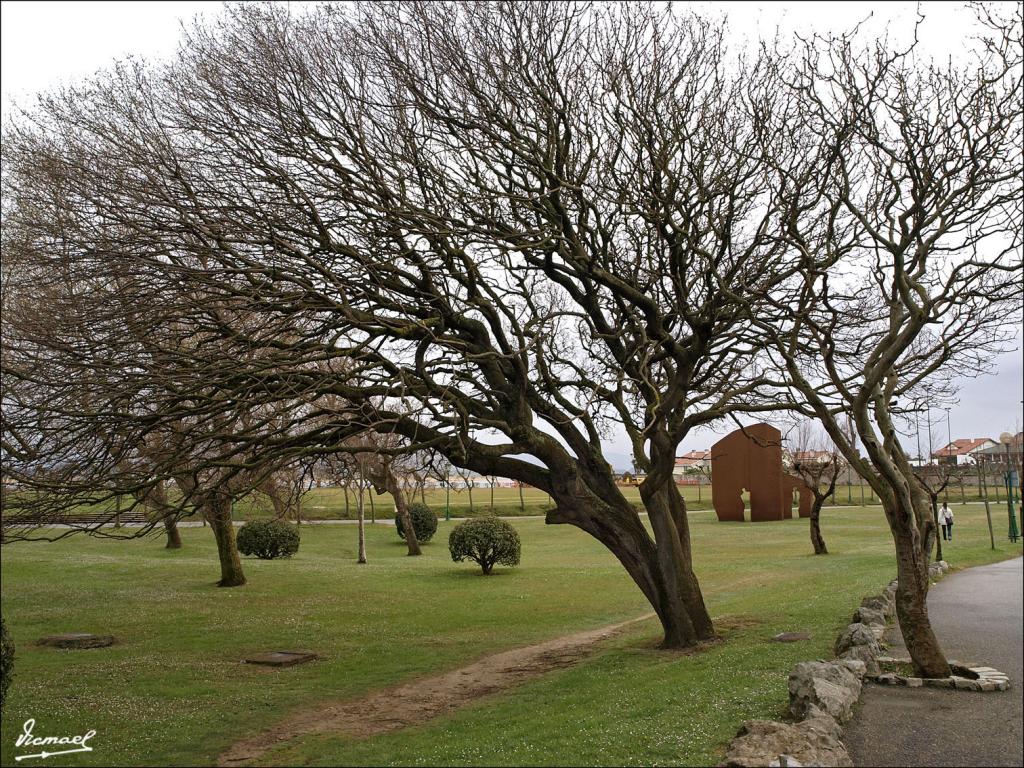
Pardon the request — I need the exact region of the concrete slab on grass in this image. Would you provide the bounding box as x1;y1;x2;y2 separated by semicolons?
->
244;650;318;667
37;633;116;649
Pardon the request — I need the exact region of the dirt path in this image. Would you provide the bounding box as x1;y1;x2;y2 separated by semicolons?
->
218;613;655;765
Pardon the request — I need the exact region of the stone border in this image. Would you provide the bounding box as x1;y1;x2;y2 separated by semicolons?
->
872;657;1010;691
720;559;1010;767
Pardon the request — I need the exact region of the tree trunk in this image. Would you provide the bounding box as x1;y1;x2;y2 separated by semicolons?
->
654;483;715;641
884;495;950;678
546;473;713;649
163;516;182;549
143;482;182;549
809;498;828;554
467;483;474;512
373;462;421;556
204;495;246;587
263;479;289;520
356;483;367;564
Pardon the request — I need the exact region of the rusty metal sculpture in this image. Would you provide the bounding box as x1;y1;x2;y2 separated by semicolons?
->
711;423;812;522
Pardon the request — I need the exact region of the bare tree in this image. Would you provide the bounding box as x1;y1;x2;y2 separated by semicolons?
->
6;2;965;650
1;1;808;647
0;215;317;586
364;439;422;557
785;422;844;555
454;467;476;515
755;6;1023;676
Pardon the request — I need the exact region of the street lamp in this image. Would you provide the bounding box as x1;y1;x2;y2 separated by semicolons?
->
1000;432;1019;543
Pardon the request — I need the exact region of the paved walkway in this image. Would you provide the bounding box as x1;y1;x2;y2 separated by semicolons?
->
845;557;1023;767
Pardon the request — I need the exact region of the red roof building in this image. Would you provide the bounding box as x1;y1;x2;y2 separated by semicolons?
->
673;450;711;475
932;437;997;466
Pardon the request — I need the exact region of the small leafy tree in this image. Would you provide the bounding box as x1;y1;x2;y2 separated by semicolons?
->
449;518;521;575
395;502;438;543
236;520;300;560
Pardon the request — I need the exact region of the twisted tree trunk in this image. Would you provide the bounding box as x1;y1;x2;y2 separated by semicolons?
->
881;488;950;678
139;482;182;549
809;499;828;555
545;461;713;649
370;461;421;556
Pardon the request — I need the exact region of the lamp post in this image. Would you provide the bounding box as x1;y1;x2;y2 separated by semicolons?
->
1000;432;1019;543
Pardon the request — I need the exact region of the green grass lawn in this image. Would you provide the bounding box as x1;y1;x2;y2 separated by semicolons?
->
5;480;1007;523
1;505;1020;767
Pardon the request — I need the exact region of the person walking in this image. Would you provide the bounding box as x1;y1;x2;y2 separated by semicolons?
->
941;502;954;541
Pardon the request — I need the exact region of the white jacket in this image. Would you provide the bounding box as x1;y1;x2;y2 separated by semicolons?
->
940;505;953;524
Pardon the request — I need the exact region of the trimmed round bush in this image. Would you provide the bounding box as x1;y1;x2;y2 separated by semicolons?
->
236;519;300;559
449;517;521;575
395;502;439;543
1;615;13;710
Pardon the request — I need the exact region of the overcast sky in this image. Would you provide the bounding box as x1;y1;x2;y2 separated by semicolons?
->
2;1;1021;469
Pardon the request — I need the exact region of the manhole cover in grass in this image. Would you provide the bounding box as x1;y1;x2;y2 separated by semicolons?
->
244;650;318;667
772;632;811;643
37;633;116;649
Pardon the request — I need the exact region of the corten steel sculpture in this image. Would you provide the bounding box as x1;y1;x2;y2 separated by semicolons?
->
711;423;812;521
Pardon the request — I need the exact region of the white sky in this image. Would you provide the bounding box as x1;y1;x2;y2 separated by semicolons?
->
2;0;1021;468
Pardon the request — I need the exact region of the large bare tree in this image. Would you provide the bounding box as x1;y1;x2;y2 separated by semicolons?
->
0;2;810;648
0;230;318;586
755;6;1023;676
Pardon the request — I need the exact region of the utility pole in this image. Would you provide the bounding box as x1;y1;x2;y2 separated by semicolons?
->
847;412;855;503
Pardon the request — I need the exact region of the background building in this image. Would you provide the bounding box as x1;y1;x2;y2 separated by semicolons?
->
931;437;997;466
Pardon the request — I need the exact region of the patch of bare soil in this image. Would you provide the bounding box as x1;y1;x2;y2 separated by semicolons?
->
218;614;655;765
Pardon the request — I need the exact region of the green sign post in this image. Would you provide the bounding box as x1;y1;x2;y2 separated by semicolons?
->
1007;468;1019;543
1002;434;1019;543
